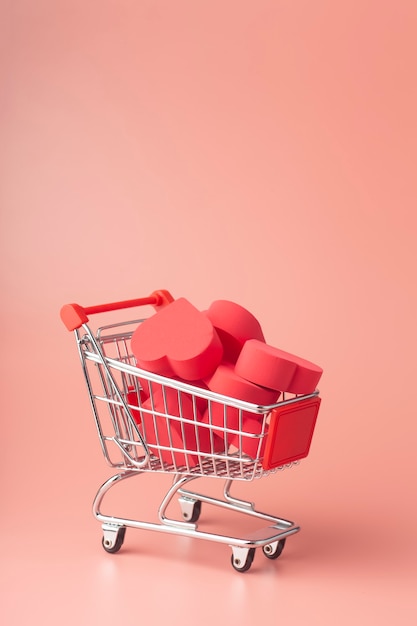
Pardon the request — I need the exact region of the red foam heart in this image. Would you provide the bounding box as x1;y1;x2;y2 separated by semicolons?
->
204;300;265;362
235;340;297;391
126;385;149;424
235;339;322;395
131;298;223;381
205;362;280;406
139;387;213;468
202;403;242;448
286;354;323;394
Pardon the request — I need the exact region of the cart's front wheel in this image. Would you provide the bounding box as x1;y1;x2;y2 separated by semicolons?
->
102;526;126;553
231;548;255;573
262;538;286;560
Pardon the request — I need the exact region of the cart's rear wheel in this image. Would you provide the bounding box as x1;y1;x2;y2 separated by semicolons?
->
231;548;255;573
262;538;286;560
102;526;126;553
180;498;202;523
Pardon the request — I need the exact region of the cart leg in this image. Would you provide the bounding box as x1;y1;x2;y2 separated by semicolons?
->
92;470;297;568
93;470;141;519
158;474;201;528
93;470;140;554
223;479;254;510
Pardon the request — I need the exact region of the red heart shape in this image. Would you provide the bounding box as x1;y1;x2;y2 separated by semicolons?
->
205;300;265;362
131;298;223;381
205;362;280;406
235;340;297;391
235;339;322;394
201;402;253;450
139;387;215;468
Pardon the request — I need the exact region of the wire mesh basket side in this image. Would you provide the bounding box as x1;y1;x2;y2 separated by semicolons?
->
76;320;316;480
78;333;270;478
77;328;151;469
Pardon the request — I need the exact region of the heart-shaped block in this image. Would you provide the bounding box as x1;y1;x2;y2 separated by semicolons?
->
131;298;223;381
139;387;214;468
128;377;155;405
126;386;147;424
235;339;322;395
205;300;265;362
235;340;297;391
205;362;280;406
135;376;210;415
285;355;323;394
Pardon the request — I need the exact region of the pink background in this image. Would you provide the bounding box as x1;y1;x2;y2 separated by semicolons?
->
1;0;416;623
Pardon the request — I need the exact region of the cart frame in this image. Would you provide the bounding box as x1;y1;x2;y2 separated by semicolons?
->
61;292;321;572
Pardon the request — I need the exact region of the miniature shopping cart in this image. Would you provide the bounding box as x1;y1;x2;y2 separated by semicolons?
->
60;290;321;572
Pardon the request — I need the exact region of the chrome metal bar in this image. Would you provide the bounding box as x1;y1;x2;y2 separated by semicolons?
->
81;324;150;465
177;486;295;528
158;474;199;529
83;348;319;413
92;471;300;548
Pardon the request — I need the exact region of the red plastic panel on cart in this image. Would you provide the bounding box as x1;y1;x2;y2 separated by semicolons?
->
205;300;265;362
131;298;223;380
262;397;321;470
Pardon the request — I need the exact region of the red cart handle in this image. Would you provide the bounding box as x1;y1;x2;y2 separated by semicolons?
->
60;289;174;331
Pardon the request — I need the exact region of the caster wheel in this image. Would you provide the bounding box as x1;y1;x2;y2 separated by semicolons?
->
102;526;126;553
181;499;202;523
262;538;286;560
231;548;255;573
